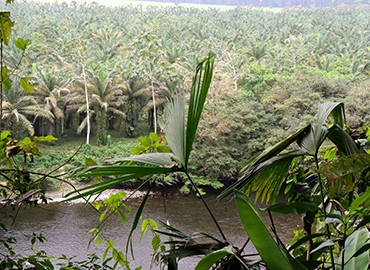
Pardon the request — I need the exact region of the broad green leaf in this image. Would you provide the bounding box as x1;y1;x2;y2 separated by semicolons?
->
1;65;12;91
149;132;159;143
336;228;370;270
138;136;151;147
0;130;10;140
235;190;308;270
85;158;97;166
20;77;34;93
298;125;328;156
328;124;360;156
15;38;31;51
299;102;345;156
0;12;14;45
185;53;215;167
195;245;234;270
349;187;370;212
152;235;161;253
316;102;345;128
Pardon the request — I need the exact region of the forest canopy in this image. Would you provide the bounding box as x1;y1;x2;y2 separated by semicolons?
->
0;1;369;182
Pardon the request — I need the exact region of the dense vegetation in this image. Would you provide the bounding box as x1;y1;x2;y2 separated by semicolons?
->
2;1;368;184
0;1;369;269
138;0;370;7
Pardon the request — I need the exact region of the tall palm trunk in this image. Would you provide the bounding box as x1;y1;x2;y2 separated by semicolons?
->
81;62;90;145
151;79;157;134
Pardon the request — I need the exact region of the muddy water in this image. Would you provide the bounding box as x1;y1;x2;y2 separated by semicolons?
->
0;194;300;269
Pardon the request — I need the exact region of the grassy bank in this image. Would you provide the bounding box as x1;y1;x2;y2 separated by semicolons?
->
33;133;138;189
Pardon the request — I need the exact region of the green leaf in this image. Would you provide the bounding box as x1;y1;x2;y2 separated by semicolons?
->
0;12;14;45
0;130;10;140
194;245;234;270
126;188;151;259
138;136;151;147
320;153;370;199
163;90;186;165
15;38;31;51
185;53;215;167
324;212;343;224
107;152;179;168
288;233;326;251
85;158;97;166
220;150;305;202
33;135;58;142
242;125;310;170
298;125;328;156
298;102;345;156
1;65;12;91
152;235;161;253
310;240;335;254
316;102;345;129
350;187;370;212
149;132;159;143
328;124;360;156
235;190;308;270
336;228;370;270
20;77;34;93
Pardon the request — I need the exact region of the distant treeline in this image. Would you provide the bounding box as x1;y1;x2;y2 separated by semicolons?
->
134;0;370;7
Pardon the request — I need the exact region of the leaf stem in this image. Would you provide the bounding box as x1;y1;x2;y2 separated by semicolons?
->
184;170;227;242
314;154;335;270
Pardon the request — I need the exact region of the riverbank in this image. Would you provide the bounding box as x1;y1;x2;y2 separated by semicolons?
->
45;180;152;204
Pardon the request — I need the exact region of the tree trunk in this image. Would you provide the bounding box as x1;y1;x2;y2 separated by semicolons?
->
81;61;90;145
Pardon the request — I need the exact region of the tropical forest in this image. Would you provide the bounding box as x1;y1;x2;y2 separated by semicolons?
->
0;0;369;269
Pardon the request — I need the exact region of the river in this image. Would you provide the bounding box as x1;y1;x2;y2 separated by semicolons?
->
0;193;301;269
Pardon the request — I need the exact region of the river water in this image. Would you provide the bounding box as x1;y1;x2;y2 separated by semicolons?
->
0;193;301;269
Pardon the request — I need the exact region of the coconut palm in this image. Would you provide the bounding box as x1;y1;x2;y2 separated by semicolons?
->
1;81;54;137
68;68;125;143
120;75;151;136
33;66;70;135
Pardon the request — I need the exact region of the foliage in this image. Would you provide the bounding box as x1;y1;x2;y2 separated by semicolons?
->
192;91;271;182
0;130;57;205
219;102;370;269
0;2;368;146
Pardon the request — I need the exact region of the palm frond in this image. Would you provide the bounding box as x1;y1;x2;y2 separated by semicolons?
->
185;52;215;166
219;150;305;202
107;153;179;168
162;91;186;166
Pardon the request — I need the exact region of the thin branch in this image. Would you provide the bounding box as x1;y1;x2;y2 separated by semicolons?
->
268;210;286;249
315;154;335;270
185;170;227;243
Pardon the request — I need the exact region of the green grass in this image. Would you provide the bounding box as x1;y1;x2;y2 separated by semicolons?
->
34;133;138;180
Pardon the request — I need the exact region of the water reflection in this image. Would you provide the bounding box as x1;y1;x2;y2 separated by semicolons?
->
0;194;301;269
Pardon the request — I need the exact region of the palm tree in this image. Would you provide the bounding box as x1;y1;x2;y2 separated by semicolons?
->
2;81;54;137
120;75;151;137
68;69;125;144
33;66;70;136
